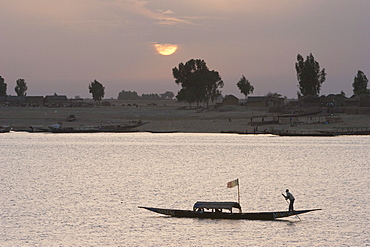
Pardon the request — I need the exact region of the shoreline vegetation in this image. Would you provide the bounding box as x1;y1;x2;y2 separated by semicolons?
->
1;99;370;136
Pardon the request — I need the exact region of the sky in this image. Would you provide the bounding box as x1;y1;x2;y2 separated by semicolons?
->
0;0;369;99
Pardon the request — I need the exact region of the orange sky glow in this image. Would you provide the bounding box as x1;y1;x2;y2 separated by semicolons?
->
0;0;369;98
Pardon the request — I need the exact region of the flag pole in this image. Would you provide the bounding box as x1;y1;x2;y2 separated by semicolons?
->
237;179;240;204
227;178;240;204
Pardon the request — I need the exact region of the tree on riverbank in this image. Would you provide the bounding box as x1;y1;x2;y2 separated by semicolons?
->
295;53;326;97
352;70;369;95
89;80;105;102
15;78;27;96
173;59;223;107
237;75;254;99
160;91;174;100
118;90;140;100
0;76;7;96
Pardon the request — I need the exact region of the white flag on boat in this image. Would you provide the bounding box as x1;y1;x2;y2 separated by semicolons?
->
227;179;239;188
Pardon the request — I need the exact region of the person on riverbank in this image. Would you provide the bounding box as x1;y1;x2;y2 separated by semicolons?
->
283;189;295;211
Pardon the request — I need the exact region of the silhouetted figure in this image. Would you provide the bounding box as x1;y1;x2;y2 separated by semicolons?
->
283;189;295;211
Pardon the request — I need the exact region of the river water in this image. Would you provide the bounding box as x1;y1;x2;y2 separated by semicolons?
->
0;132;369;246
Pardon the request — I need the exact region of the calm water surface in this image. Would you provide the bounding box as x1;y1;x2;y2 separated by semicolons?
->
1;133;369;246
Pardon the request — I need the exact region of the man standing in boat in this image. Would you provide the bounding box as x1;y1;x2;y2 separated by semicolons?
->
283;189;295;211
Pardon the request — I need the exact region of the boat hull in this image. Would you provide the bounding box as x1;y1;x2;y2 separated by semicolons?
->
139;206;321;220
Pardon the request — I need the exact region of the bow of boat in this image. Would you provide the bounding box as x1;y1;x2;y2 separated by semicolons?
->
272;208;322;219
139;206;175;216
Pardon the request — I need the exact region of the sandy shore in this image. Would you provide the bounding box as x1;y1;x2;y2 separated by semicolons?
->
1;100;370;134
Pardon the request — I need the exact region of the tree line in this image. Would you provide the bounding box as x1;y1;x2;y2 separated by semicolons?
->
1;53;368;103
117;90;174;100
173;54;368;107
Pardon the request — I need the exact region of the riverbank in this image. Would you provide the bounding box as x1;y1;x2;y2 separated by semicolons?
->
1;100;369;135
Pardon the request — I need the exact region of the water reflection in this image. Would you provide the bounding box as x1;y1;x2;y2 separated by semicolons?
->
1;133;369;246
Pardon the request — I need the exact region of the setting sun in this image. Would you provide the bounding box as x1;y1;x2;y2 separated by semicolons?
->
154;43;178;56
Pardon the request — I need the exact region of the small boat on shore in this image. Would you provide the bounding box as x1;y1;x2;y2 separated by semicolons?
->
50;125;100;133
139;201;321;220
0;125;11;133
96;121;147;132
29;125;51;132
29;121;148;133
275;130;337;136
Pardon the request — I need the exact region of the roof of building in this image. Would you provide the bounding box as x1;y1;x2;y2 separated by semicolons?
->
224;94;238;100
247;96;266;102
45;95;68;99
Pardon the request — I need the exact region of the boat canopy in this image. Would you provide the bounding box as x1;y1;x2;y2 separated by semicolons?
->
193;201;242;212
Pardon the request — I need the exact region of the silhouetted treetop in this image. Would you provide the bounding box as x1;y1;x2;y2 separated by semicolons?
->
15;78;27;97
352;70;369;95
295;53;326;97
88;80;105;101
173;59;223;107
